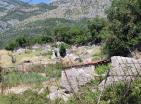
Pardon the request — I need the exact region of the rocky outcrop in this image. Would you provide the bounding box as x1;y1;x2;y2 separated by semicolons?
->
99;56;141;91
51;0;111;18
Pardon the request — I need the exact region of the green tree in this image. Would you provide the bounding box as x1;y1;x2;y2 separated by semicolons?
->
5;41;17;51
16;36;29;48
105;0;141;56
88;17;106;44
54;26;71;43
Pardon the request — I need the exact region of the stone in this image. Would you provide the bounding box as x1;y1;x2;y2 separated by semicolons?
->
60;66;95;92
99;56;141;91
48;89;72;102
16;48;26;54
32;44;41;49
49;86;58;93
38;88;46;94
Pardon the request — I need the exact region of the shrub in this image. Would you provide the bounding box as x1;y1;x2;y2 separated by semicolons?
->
59;44;66;58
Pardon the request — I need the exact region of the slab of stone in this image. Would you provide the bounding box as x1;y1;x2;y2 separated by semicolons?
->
60;66;95;92
99;56;141;91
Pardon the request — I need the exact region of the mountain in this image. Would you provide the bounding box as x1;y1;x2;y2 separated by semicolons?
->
0;0;111;48
0;0;57;32
51;0;111;18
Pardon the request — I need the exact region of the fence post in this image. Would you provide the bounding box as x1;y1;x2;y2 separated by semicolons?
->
0;66;4;94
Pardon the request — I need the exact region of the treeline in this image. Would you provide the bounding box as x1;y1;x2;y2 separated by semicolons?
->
5;18;108;51
5;35;53;50
5;0;141;57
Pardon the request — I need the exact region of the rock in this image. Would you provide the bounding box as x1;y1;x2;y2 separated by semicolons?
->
65;54;82;63
60;66;95;92
49;86;58;93
32;44;41;49
84;58;92;64
110;56;141;75
99;56;141;91
16;48;26;54
48;89;72;102
38;88;46;94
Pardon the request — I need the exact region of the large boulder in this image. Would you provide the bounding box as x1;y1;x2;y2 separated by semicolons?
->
99;56;141;91
60;66;95;92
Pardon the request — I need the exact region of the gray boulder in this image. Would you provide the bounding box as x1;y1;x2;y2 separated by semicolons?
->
99;56;141;91
60;66;95;92
48;89;72;102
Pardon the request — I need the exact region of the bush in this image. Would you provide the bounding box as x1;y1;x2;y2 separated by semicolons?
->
59;44;66;58
5;41;17;51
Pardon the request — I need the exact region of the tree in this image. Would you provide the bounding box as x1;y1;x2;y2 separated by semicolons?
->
54;26;71;43
88;18;106;44
105;0;141;56
5;41;17;51
16;36;29;48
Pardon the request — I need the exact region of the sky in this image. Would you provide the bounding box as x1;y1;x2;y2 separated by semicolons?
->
22;0;51;4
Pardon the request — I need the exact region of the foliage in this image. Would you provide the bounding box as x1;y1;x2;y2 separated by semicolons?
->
0;90;49;104
5;41;17;51
5;35;52;51
0;78;141;104
88;18;107;44
4;72;48;87
101;79;141;104
105;0;141;56
54;26;71;43
59;44;67;57
95;64;111;75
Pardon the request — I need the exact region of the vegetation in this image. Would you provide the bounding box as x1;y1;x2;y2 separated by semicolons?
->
5;35;53;51
0;78;141;104
95;64;111;75
4;72;48;87
105;0;141;56
59;44;66;57
2;63;62;87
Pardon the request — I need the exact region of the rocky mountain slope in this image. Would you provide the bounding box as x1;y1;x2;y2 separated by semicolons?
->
0;0;57;31
0;0;111;48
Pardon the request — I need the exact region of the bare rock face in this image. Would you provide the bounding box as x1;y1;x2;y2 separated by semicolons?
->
51;0;111;18
60;66;95;92
99;56;141;91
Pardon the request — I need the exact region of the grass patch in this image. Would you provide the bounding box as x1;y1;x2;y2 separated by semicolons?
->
3;72;49;87
95;64;111;75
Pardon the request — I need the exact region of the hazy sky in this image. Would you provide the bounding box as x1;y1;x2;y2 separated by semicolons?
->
22;0;51;4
